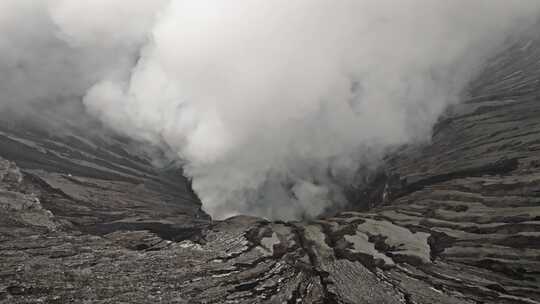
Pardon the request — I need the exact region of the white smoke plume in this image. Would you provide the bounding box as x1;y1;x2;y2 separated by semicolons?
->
1;1;539;219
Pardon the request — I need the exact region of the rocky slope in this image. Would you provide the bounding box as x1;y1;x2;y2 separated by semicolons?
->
2;27;540;304
0;103;208;237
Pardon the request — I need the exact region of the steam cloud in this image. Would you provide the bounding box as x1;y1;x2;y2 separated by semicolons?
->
1;1;539;219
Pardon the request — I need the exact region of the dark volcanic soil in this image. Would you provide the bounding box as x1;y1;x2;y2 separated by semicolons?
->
1;27;540;304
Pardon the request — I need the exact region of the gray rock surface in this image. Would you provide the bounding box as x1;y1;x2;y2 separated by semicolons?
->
1;24;540;304
0;103;208;239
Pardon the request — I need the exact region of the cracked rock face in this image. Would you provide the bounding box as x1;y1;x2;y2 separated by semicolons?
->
2;25;540;304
